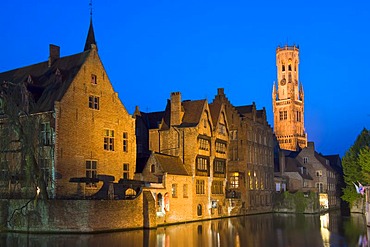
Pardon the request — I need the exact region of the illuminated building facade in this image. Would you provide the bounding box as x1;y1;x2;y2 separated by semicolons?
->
272;45;307;151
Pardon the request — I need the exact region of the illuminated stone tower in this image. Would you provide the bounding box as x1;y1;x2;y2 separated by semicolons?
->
272;45;307;151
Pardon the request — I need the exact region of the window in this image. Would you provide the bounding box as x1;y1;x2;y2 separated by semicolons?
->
316;182;324;193
172;184;177;198
230;130;238;140
104;129;114;151
40;122;52;145
230;172;239;188
196;180;205;194
303;157;308;164
197;204;202;216
39;157;50;183
282;64;285;72
123;132;128;152
123;163;129;179
296;111;301;122
214;159;225;174
279;111;288;121
196;157;208;171
199;138;209;151
88;95;100;110
218;123;226;135
211;180;223;194
303;181;308;188
91;74;97;84
151;164;155;173
86;160;97;187
183;184;188;198
288;63;292;71
316;170;322;177
216;141;226;154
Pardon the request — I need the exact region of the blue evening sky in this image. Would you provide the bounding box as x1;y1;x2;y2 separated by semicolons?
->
1;0;369;157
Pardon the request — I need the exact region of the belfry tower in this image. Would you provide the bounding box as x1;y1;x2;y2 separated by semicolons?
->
272;45;307;151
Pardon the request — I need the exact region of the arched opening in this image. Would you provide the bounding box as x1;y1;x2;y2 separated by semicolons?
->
125;188;136;198
157;193;164;212
197;204;202;216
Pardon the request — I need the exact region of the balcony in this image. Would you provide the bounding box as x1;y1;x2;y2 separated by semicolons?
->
226;189;241;199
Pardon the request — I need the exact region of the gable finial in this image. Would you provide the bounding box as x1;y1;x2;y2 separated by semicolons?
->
89;0;93;18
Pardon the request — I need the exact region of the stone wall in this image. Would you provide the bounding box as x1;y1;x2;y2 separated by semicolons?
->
0;191;156;233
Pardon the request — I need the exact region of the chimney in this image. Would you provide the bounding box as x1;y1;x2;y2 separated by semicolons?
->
217;88;224;96
48;44;60;67
307;142;315;150
170;92;182;126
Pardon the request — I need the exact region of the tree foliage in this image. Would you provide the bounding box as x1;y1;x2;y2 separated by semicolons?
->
342;128;370;205
0;81;51;199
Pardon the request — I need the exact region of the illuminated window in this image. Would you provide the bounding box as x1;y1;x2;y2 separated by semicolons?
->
316;170;322;177
123;132;128;152
196;180;205;194
230;172;239;188
123;163;129;179
199;138;209;151
86;160;97;187
104;129;114;151
91;74;97;85
172;184;178;198
88;95;99;110
216;141;226;154
197;157;208;171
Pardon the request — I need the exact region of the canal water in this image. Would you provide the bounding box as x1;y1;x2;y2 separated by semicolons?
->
0;211;368;247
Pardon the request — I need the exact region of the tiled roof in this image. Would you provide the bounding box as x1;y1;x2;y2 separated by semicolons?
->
235;105;253;115
154;153;189;176
180;99;206;127
0;51;90;113
140;111;165;129
209;101;222;127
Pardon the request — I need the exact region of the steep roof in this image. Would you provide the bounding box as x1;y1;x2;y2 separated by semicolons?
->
84;18;97;51
235;105;253;115
139;111;165;129
209;101;222;127
180;99;206;127
154;153;189;176
0;51;90;113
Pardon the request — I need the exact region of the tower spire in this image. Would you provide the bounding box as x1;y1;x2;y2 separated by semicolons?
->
84;0;97;51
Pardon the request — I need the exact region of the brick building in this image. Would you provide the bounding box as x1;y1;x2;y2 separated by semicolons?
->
212;88;275;214
135;92;229;219
0;19;136;198
276;142;340;209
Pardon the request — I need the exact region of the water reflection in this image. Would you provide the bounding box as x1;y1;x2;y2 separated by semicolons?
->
0;212;367;247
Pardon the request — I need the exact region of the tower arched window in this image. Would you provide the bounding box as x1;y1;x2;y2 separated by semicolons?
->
288;64;292;71
282;64;285;72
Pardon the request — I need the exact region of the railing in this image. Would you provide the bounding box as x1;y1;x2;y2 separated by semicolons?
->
225;189;241;199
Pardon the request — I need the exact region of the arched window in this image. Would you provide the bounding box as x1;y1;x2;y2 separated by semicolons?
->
157;193;163;212
197;204;202;216
282;64;285;72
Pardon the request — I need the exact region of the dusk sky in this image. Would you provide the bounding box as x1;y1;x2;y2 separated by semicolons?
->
1;0;369;157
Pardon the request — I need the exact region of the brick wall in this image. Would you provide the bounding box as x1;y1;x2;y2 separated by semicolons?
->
1;191;156;233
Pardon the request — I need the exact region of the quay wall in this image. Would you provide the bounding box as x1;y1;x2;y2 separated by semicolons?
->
0;191;156;233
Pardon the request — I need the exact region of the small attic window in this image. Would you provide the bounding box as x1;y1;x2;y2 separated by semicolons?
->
27;75;33;84
91;74;97;85
151;164;155;173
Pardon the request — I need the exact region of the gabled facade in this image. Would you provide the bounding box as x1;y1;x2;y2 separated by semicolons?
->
135;92;229;219
212;88;274;214
0;20;136;198
276;142;340;210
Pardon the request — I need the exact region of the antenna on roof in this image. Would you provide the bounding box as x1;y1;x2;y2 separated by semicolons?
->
89;0;93;18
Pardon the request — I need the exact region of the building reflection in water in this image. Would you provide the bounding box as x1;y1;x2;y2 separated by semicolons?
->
1;212;368;247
